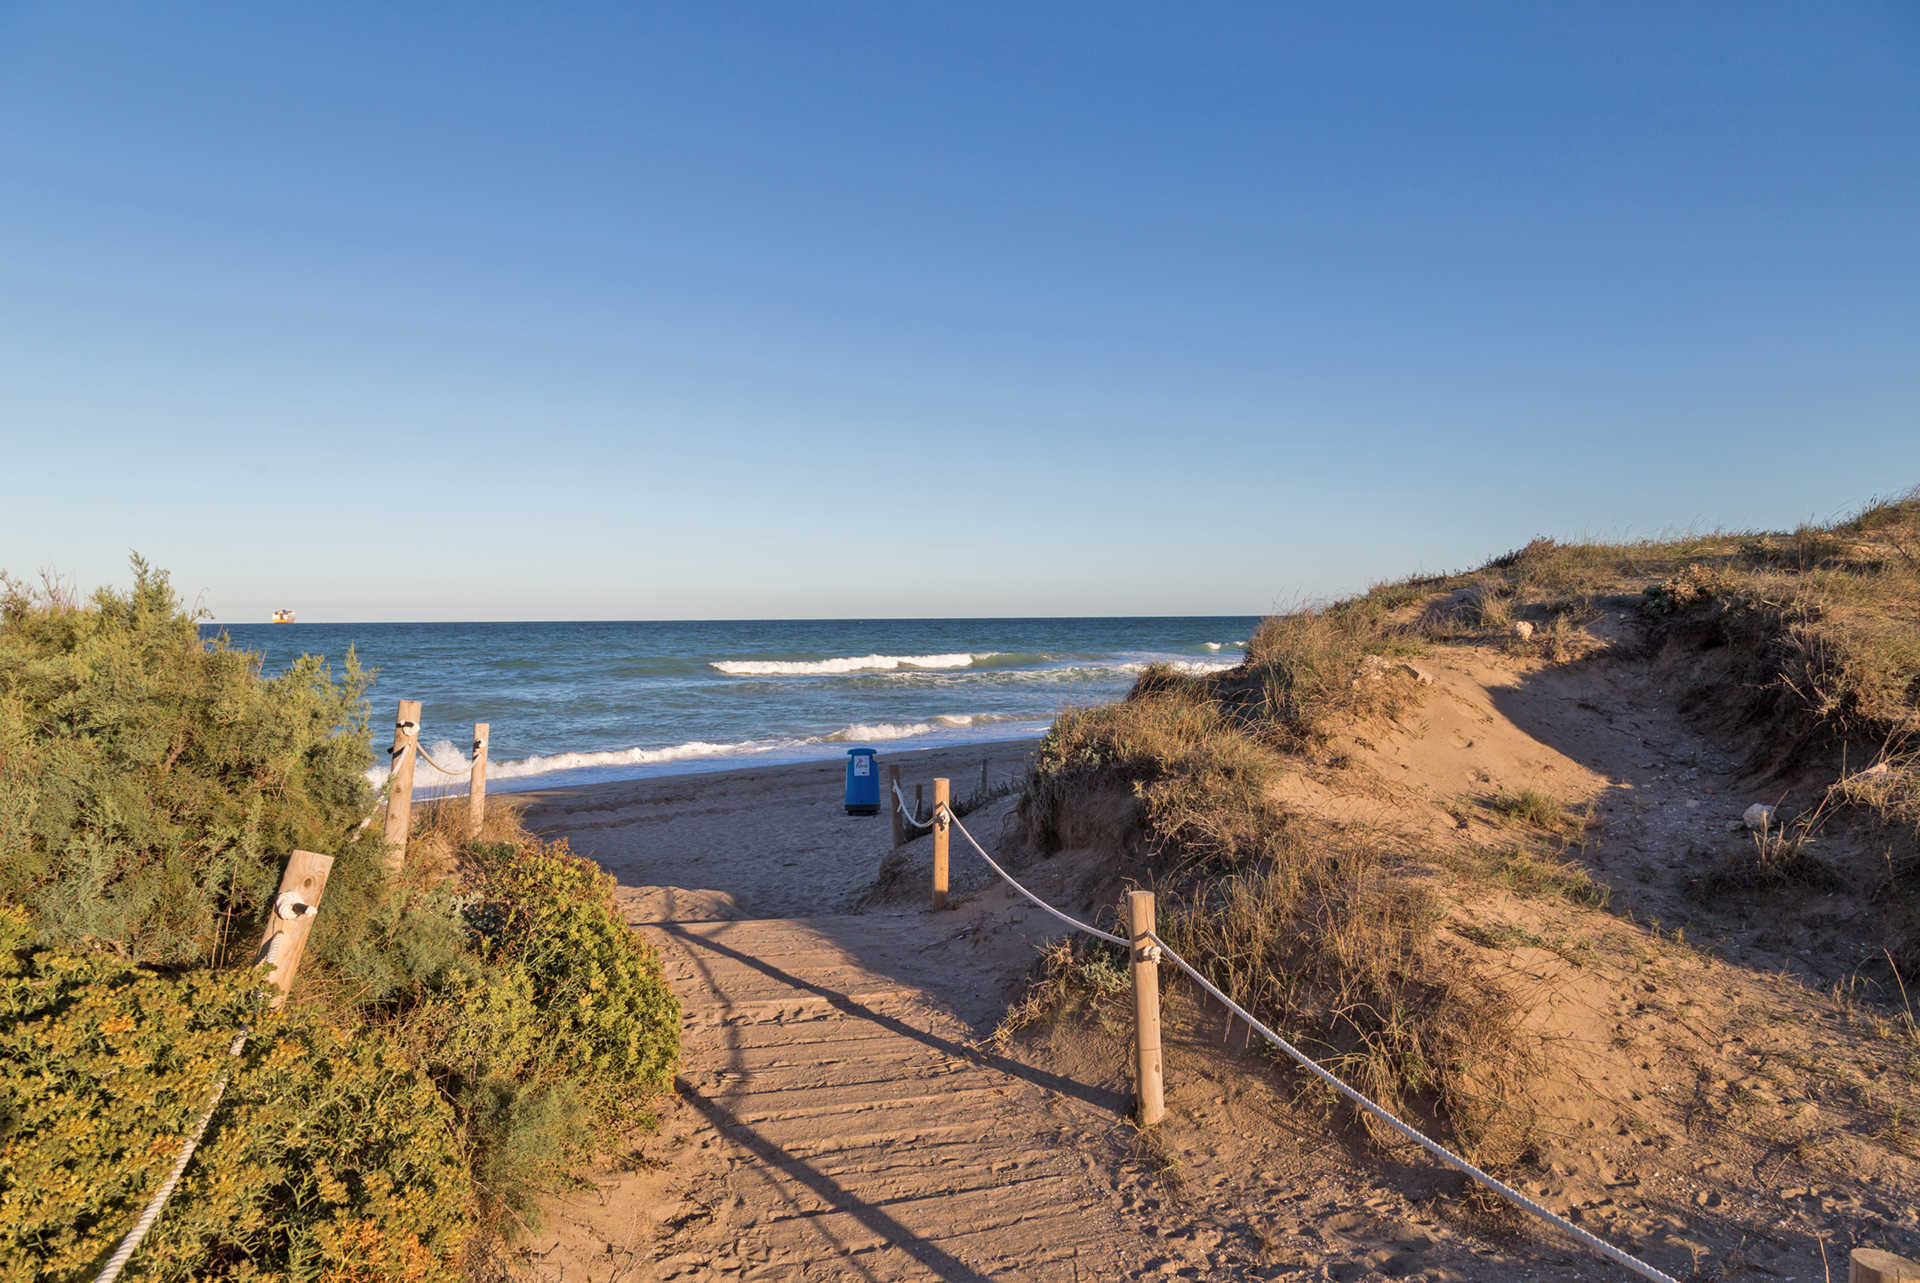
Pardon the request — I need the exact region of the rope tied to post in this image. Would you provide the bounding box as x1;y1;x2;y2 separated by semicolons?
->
891;778;938;829
390;725;471;777
894;780;1126;945
905;775;1682;1283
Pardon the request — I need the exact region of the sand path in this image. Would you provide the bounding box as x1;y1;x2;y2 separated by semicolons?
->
518;743;1218;1280
637;907;1159;1280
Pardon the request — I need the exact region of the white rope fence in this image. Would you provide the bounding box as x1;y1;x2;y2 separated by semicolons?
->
944;806;1126;948
1146;940;1679;1283
894;781;1681;1283
93;931;294;1283
94;1031;247;1283
895;786;937;829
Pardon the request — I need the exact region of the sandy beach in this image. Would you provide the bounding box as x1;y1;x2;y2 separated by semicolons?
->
517;738;1045;922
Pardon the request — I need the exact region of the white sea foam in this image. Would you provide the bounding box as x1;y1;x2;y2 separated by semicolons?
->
368;735;791;789
877;658;1238;686
366;714;1046;790
815;713;1034;741
711;652;978;676
815;721;935;743
1202;641;1222;651
1130;658;1239;675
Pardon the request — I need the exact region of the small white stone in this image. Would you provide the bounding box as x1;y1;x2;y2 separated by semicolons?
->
1743;803;1775;831
1513;621;1535;641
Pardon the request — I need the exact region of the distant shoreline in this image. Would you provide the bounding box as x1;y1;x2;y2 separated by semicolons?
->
395;726;1054;799
509;734;1044;814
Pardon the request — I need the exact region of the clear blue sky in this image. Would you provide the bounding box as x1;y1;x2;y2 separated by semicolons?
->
2;3;1915;621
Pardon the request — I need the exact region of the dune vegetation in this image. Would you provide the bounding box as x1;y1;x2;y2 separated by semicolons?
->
0;561;679;1281
1019;489;1920;1183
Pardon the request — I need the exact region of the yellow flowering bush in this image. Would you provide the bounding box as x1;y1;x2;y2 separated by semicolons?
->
0;908;468;1281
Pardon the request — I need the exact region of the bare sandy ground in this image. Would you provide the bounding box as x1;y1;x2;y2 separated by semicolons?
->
518;740;1041;923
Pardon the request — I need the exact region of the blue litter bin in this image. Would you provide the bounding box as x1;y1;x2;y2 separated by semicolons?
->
844;747;879;815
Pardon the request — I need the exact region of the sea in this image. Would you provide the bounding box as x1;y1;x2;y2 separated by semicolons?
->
208;618;1261;797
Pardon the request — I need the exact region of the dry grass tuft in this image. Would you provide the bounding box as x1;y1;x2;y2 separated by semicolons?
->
1488;788;1579;833
1231;603;1412;749
1829;750;1920;968
1022;680;1283;868
1694;823;1841;896
1160;849;1538;1167
1480;843;1609;906
987;937;1130;1051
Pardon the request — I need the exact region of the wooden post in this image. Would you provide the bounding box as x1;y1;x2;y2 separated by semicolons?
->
979;757;988;802
915;782;924;827
931;777;950;911
467;722;489;839
1128;890;1166;1126
1853;1249;1920;1282
256;849;334;1009
888;764;903;851
382;699;421;872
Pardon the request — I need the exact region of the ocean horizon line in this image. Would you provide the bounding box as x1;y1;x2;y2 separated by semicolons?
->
206;611;1266;627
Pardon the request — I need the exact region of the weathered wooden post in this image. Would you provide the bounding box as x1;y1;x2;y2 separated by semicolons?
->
979;757;989;802
888;764;903;851
256;849;334;1009
467;722;489;839
1853;1249;1920;1282
931;777;951;911
1128;889;1166;1126
915;782;925;828
382;699;421;872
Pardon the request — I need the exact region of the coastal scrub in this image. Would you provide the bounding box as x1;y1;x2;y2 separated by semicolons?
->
0;561;679;1278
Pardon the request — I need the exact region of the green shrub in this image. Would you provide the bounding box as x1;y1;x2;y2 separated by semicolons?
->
0;560;381;968
463;838;680;1113
0;563;683;1272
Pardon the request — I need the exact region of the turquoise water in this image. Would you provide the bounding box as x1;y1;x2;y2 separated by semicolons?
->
210;617;1260;794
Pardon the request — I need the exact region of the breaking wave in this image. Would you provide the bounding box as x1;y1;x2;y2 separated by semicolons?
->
712;652;979;676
